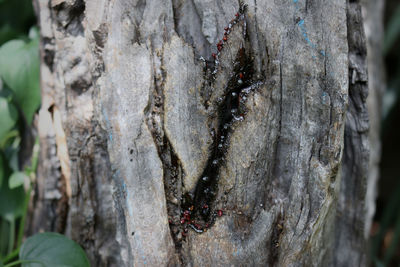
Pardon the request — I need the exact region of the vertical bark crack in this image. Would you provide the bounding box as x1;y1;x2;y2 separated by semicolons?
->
144;46;185;258
146;5;268;264
268;212;284;267
178;2;264;234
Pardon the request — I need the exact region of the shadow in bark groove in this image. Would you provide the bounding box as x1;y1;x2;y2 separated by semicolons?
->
176;2;265;235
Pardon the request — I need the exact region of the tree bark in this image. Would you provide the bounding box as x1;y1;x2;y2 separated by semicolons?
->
29;0;375;266
333;2;369;266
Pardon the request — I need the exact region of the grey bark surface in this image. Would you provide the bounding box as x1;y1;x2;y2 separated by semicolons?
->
333;2;369;266
30;0;373;266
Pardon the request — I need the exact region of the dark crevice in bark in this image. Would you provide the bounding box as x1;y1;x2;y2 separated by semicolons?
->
42;37;55;72
144;47;185;262
92;24;108;50
305;0;310;13
77;155;96;250
171;0;180;34
51;0;85;36
134;0;146;27
187;45;257;231
145;106;184;251
146;4;264;257
55;172;69;233
329;93;333;128
90;24;107;83
268;212;284;267
248;0;268;80
68;127;102;262
70;78;92;95
179;3;264;234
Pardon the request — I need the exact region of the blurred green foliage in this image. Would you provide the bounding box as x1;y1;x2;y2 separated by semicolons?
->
0;0;35;45
383;4;400;120
371;1;400;267
17;233;90;267
0;0;40;263
0;28;41;125
0;0;89;266
384;4;400;56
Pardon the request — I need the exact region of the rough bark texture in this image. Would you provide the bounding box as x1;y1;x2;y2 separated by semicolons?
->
30;0;373;266
333;2;369;266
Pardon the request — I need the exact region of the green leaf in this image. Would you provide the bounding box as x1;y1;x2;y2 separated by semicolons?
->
0;24;19;45
0;130;18;149
0;97;17;143
8;171;27;189
3;135;20;172
19;233;90;267
0;0;35;39
0;33;40;124
0;177;24;221
0;219;9;257
384;5;400;55
28;27;39;40
0;154;3;187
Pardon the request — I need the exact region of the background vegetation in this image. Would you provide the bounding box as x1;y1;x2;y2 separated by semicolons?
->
371;1;400;266
0;0;398;266
0;0;88;266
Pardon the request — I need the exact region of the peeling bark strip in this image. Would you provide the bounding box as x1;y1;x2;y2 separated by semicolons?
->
32;0;372;265
333;0;369;266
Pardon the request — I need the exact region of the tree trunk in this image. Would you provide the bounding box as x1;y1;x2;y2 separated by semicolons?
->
29;0;375;266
